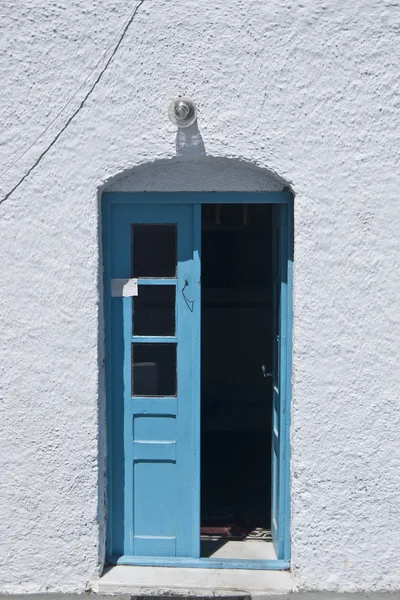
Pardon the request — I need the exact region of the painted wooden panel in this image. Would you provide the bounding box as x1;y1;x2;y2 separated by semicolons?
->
104;201;200;559
133;415;176;441
133;459;177;556
271;203;291;562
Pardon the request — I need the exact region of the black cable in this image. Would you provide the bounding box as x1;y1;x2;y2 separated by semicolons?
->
0;0;145;205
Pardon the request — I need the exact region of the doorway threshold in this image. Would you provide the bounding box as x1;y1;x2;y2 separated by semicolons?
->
92;565;294;596
201;539;277;561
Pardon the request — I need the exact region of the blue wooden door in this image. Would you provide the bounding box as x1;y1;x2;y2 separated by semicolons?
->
104;201;200;561
271;204;290;561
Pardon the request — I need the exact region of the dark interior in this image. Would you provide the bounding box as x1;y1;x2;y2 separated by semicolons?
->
201;204;274;543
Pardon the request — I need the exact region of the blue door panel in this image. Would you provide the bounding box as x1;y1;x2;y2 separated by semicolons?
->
271;204;291;561
104;201;200;560
134;415;176;440
133;460;177;555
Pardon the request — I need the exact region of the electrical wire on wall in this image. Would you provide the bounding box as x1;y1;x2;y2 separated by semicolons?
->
0;0;146;205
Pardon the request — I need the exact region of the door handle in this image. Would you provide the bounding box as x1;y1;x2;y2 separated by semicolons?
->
261;364;273;378
182;279;194;312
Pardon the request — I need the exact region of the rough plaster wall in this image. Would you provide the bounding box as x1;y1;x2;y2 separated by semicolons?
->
0;0;399;593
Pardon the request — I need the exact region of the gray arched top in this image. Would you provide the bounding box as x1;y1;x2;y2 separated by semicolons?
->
102;156;292;194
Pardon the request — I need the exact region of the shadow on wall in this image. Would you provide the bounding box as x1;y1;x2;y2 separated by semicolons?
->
102;156;291;194
176;122;206;159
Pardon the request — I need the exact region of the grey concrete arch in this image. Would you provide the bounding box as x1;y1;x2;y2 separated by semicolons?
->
101;156;292;194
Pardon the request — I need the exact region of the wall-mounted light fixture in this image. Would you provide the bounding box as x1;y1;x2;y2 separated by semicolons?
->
168;96;197;128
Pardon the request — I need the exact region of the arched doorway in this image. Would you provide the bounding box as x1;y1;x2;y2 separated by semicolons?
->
102;160;293;569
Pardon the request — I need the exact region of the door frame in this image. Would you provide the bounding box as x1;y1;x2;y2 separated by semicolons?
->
102;191;293;570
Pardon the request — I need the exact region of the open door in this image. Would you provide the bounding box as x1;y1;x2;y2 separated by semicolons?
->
271;203;291;561
104;200;200;561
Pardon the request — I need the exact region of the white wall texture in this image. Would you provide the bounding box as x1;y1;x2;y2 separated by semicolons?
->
0;0;399;593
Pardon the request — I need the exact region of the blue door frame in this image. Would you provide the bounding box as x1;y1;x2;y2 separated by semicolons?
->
103;192;293;571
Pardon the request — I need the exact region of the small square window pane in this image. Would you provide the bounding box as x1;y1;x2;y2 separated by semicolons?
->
132;225;177;278
133;286;175;336
132;343;177;396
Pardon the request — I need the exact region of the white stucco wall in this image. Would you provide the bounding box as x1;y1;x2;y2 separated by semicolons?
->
0;0;399;593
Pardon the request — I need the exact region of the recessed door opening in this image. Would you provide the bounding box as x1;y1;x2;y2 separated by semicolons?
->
200;204;276;561
104;193;291;569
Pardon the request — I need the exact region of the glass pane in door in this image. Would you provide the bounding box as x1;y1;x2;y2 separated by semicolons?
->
132;224;177;278
133;285;176;336
132;343;177;396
